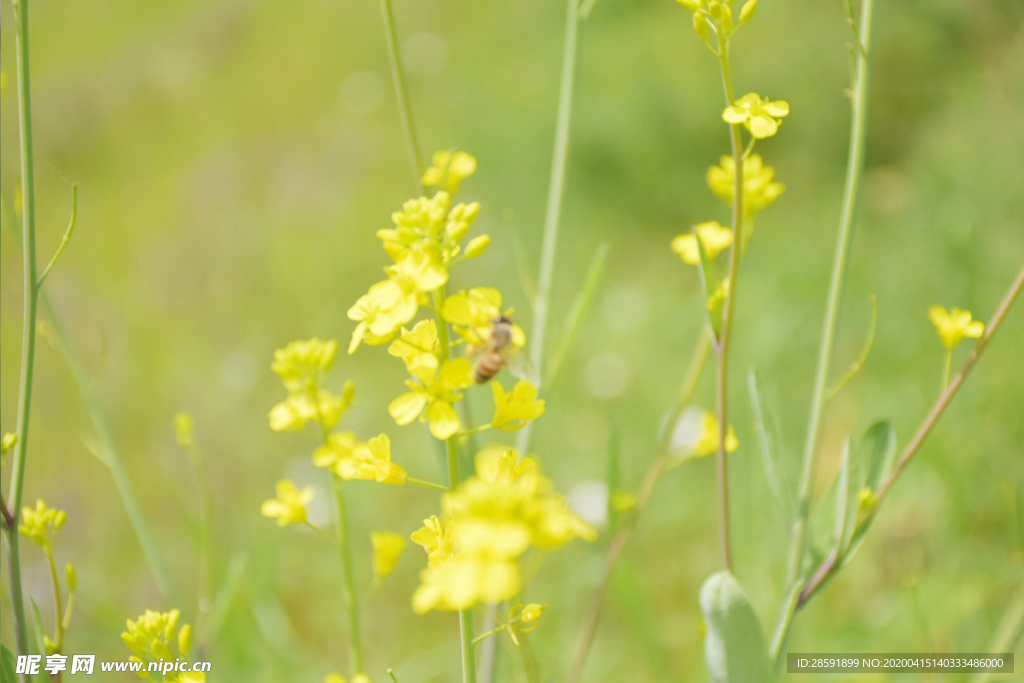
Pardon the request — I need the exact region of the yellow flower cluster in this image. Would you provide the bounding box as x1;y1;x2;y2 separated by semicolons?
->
706;154;785;218
350;151;544;442
268;338;355;432
676;0;759;48
410;448;596;613
18;499;66;549
314;433;407;484
121;609;204;682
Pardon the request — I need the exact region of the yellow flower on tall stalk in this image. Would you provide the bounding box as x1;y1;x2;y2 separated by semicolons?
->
388;319;440;381
723;93;790;139
261;479;315;527
671;221;734;265
706;154;785;216
491;380;546;430
18;499;66;548
410;448;595;614
389;358;475;439
928;305;984;350
121;609;203;681
422;149;478;194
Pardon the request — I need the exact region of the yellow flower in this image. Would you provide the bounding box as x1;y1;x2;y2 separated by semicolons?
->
2;431;18;463
422;150;478;194
313;430;359;470
174;412;194;448
411;449;595;614
272;338;339;393
378;192;481;264
261;479;314;527
928;305;984;350
491;380;546;430
389;358;474;439
442;287;525;347
692;411;739;457
671;221;734;265
121;609;193;673
18;499;66;549
722;93;790;139
706;154;785;215
353;434;408;484
371;531;407;580
268;382;355;432
388;319;439;383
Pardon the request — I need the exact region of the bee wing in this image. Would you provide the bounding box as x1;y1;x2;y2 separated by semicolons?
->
503;348;541;386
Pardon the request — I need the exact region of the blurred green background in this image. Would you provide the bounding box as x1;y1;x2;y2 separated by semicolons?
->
1;0;1022;680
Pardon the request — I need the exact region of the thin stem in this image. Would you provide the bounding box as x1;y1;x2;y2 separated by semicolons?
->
432;286;477;683
388;669;402;683
516;0;582;458
941;349;952;391
6;0;40;669
378;0;424;194
786;0;874;589
792;260;1022;622
713;40;744;573
565;333;710;683
36;184;77;289
406;477;449;492
331;476;364;674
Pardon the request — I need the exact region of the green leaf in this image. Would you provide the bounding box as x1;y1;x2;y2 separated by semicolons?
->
841;420;897;566
700;571;776;683
833;438;853;555
1;644;17;683
748;369;795;523
30;598;46;656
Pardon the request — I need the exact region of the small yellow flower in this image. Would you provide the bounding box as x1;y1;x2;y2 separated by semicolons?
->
491;380;546;430
706;154;785;215
18;499;66;548
671;221;734;265
354;434;408;484
442;287;525;347
856;486;878;524
928;305;984;350
722;93;790;139
326;672;372;683
692;411;739;457
389;358;474;439
2;432;17;464
121;608;193;671
371;531;407;580
261;479;314;527
272;338;339;393
422;150;478;194
174;412;194;448
388;319;439;383
411;515;456;567
268;382;355;432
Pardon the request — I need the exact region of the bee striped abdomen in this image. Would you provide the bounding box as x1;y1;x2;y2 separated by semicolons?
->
473;352;504;383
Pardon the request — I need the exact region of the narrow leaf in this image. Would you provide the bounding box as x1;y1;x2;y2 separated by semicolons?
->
748;369;795;522
769;579;805;659
833;438;853;555
546;241;609;392
1;644;17;683
30;598;47;656
841;420;896;566
700;571;776;683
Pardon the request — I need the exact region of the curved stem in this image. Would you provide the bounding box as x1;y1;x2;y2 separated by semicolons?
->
786;0;874;589
45;547;65;651
6;0;40;671
378;0;424;194
713;41;744;573
565;333;710;683
406;477;449;492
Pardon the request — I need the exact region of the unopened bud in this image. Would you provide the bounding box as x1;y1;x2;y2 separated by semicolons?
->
720;4;734;34
65;563;77;591
464;234;491;258
693;12;710;42
520;603;546;623
676;0;699;10
178;623;193;656
739;0;757;25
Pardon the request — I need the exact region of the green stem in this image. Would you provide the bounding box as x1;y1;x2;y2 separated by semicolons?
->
713;40;744;573
472;618;523;645
432;286;476;683
36;184;77;289
378;0;424;194
406;477;449;492
6;0;40;670
941;349;952;391
786;0;874;591
330;476;363;674
516;0;582;457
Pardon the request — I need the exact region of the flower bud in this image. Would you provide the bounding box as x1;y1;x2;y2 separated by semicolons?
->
520;603;546;623
739;0;757;25
178;623;193;656
708;1;722;19
675;0;699;10
464;234;491;258
693;12;710;42
447;220;470;243
720;4;733;34
66;563;77;591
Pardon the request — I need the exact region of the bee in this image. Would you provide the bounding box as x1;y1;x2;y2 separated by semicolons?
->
467;315;540;385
